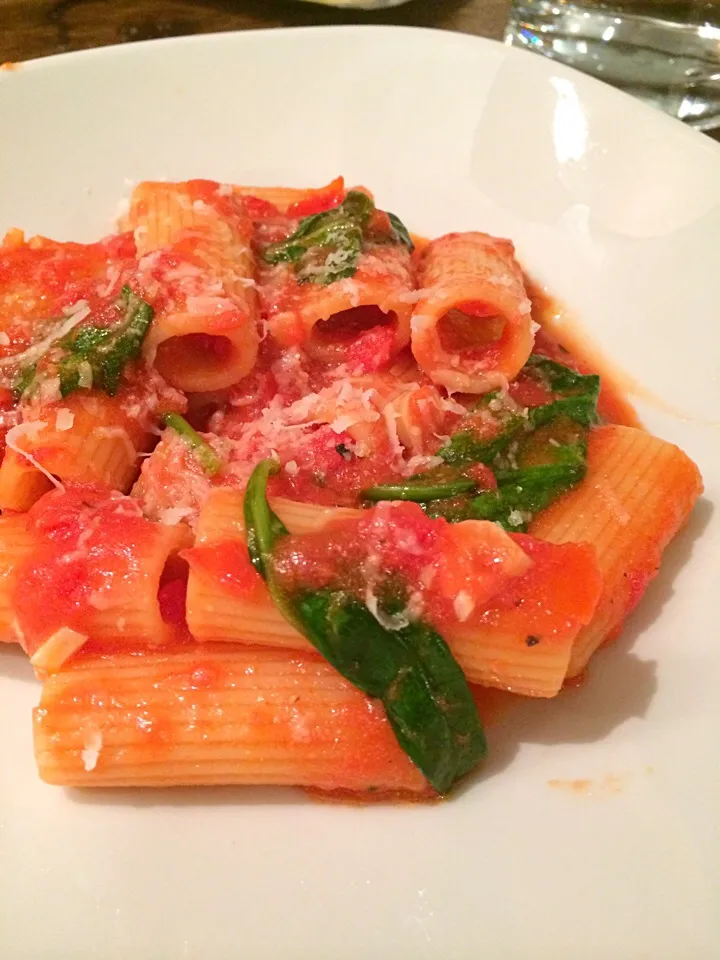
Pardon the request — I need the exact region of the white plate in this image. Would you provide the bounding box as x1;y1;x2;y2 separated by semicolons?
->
1;26;719;960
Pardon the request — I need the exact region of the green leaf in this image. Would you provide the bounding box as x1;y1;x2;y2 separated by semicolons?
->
243;459;487;793
12;363;36;401
370;356;598;529
363;475;478;503
439;357;599;468
295;591;486;793
427;442;587;531
386;211;414;251
261;191;410;287
58;355;84;398
262;191;374;287
243;458;288;577
163;413;222;477
440;417;525;467
93;286;154;396
524;356;600;428
61;325;112;356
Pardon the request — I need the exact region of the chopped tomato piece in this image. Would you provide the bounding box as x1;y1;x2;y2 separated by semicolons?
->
435;521;533;611
182;541;264;598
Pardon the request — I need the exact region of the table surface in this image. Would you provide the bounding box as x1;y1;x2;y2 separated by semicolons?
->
1;0;509;61
1;0;717;142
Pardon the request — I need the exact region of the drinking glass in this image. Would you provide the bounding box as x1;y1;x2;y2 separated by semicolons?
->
505;1;720;129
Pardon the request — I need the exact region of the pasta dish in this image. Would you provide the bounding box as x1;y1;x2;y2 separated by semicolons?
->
0;178;702;797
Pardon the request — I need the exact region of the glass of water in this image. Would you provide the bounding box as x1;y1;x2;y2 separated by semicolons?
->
505;1;720;129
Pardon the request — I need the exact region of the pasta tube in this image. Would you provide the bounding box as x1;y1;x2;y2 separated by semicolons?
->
185;490;601;697
257;194;414;367
9;486;191;652
411;232;534;393
0;513;33;643
530;425;703;677
33;642;429;793
129;180;259;391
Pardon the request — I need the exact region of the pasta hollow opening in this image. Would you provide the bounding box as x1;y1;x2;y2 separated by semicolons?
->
437;302;507;356
158;553;190;629
154;333;236;389
308;306;397;361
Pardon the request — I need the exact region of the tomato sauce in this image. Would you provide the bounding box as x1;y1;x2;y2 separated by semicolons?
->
527;281;641;428
14;485;159;650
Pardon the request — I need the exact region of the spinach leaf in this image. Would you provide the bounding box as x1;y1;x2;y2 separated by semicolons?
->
428;442;586;531
439;357;599;468
262;191;373;286
387;211;414;251
439;413;525;467
363;474;478;503
368;356;598;529
244;459;487;793
262;191;411;287
14;286;154;403
12;363;37;402
59;285;154;397
523;355;600;428
163;413;222;476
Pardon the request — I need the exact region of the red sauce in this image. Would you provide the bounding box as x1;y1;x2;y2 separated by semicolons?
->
0;232;137;341
286;178;345;218
14;484;159;650
183;540;264;598
528;281;641;428
270;503;601;642
242;195;281;220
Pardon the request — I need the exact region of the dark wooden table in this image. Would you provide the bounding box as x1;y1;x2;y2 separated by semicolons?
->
1;0;509;61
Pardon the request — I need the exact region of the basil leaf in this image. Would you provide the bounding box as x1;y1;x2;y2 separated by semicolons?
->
163;413;222;477
244;459;486;793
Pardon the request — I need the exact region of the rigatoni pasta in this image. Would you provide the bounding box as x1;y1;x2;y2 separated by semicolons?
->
34;643;428;793
0;176;703;799
530;424;703;677
411;232;534;393
129;180;259;391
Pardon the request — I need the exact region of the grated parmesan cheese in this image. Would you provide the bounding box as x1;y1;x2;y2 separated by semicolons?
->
507;510;525;528
396;289;426;305
81;729;103;772
410;314;433;334
157;506;195;526
54;408;74;432
364;585;410;631
453;591;475;623
0;301;91;370
30;627;88;673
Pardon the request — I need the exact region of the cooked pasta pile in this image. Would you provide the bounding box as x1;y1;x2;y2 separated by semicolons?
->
0;178;703;796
